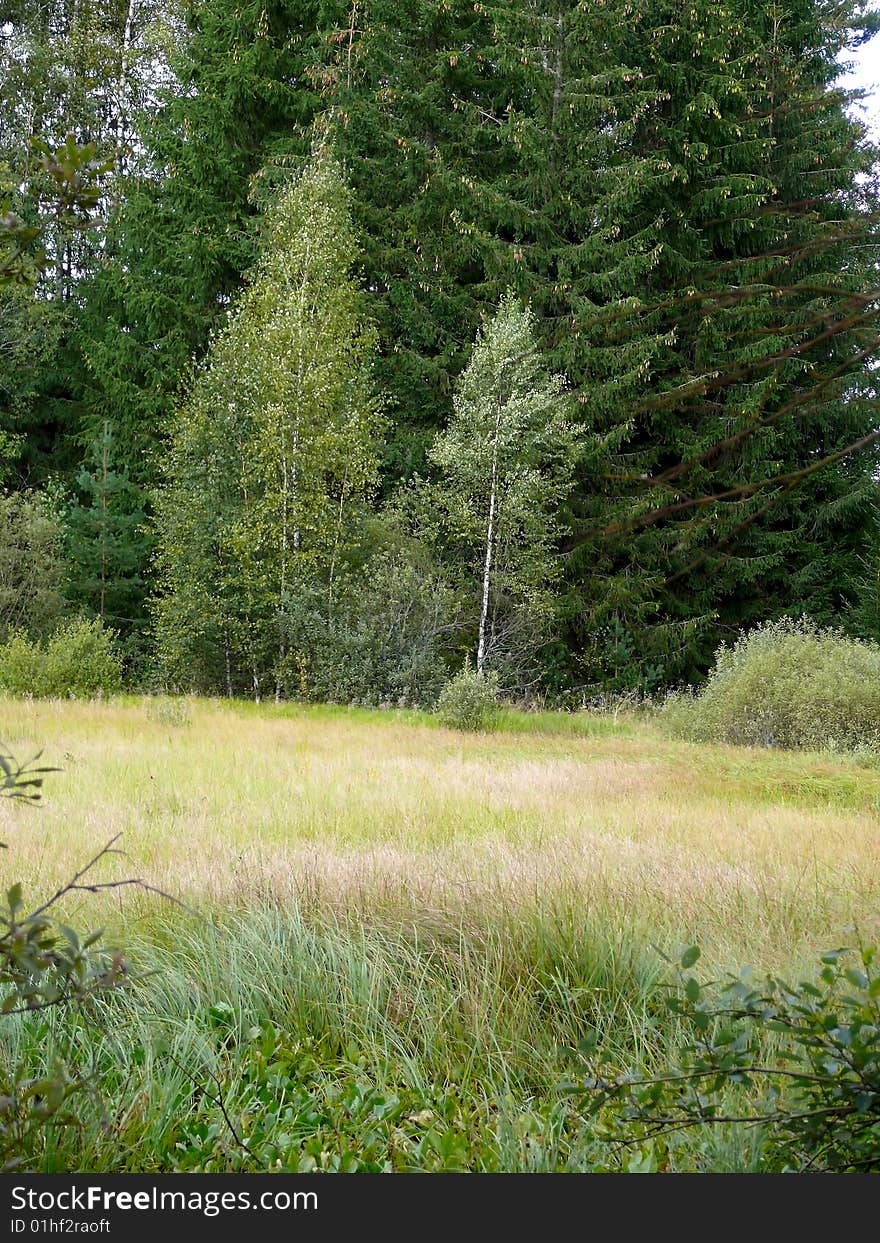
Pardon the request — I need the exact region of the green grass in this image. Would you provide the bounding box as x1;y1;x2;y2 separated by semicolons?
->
19;908;675;1173
1;695;877;1172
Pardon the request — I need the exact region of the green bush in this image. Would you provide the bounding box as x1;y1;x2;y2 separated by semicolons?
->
0;490;68;643
279;552;460;707
0;631;43;695
436;663;501;732
661;618;880;753
0;617;123;698
581;942;880;1172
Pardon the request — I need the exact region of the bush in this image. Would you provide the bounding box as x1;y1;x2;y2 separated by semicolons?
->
0;617;123;698
0;490;68;643
436;663;501;732
0;750;127;1171
279;552;461;707
581;942;880;1172
661;618;880;753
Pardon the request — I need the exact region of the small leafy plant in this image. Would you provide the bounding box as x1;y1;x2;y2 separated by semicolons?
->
577;942;880;1172
0;747;58;811
436;663;502;732
0;617;123;699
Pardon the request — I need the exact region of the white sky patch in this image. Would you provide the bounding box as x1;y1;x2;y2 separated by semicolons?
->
837;17;880;140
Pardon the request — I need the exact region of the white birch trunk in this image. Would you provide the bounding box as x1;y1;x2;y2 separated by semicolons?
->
276;241;310;698
116;0;136;180
477;399;503;674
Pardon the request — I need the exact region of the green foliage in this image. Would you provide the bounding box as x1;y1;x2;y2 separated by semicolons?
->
168;1021;481;1173
0;632;43;697
3;0;880;700
0;617;123;699
0;136;111;286
0;748;59;814
278;550;460;707
0;875;127;1171
0;490;67;643
0;0;178;483
0;284;65;485
66;421;151;635
662;619;880;753
154;151;383;698
75;0;324;486
581;942;880;1172
0;766;132;1173
8;904;663;1173
436;662;501;732
564;0;880;687
412;295;577;688
325;0;880;692
850;527;880;641
324;0;533;474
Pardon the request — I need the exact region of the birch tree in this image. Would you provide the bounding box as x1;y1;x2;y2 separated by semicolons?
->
154;152;383;697
427;294;577;683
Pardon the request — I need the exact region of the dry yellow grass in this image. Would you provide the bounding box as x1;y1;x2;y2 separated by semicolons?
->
2;695;878;969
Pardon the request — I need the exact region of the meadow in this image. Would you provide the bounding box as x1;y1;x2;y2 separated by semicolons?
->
2;696;878;1172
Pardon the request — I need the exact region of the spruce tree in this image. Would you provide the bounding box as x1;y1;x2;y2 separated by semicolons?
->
327;0;879;687
153;153;383;697
75;0;328;485
325;0;534;475
558;0;880;688
58;0;880;691
66;421;150;632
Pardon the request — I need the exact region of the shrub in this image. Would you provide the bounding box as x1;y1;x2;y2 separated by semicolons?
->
436;663;501;732
661;618;880;753
0;631;43;696
280;552;461;707
580;942;880;1172
0;617;123;698
0;751;126;1171
0;490;68;643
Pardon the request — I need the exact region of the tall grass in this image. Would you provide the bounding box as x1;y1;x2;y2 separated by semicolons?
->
1;695;877;1170
10;905;713;1172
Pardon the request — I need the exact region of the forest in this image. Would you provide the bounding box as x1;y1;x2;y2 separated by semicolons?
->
2;0;879;705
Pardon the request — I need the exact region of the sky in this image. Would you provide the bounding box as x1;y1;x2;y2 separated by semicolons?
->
838;20;880;139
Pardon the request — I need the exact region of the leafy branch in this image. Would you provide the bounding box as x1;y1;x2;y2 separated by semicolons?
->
0;748;183;1169
574;943;880;1172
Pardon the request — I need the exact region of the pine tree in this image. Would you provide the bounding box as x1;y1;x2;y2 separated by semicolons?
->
75;0;328;486
154;152;383;697
66;421;150;632
558;0;880;688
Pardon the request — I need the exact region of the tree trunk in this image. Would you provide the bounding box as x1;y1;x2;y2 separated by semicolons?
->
116;0;137;183
477;398;503;674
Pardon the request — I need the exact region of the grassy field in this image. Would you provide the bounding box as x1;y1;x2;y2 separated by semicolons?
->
2;696;878;1171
